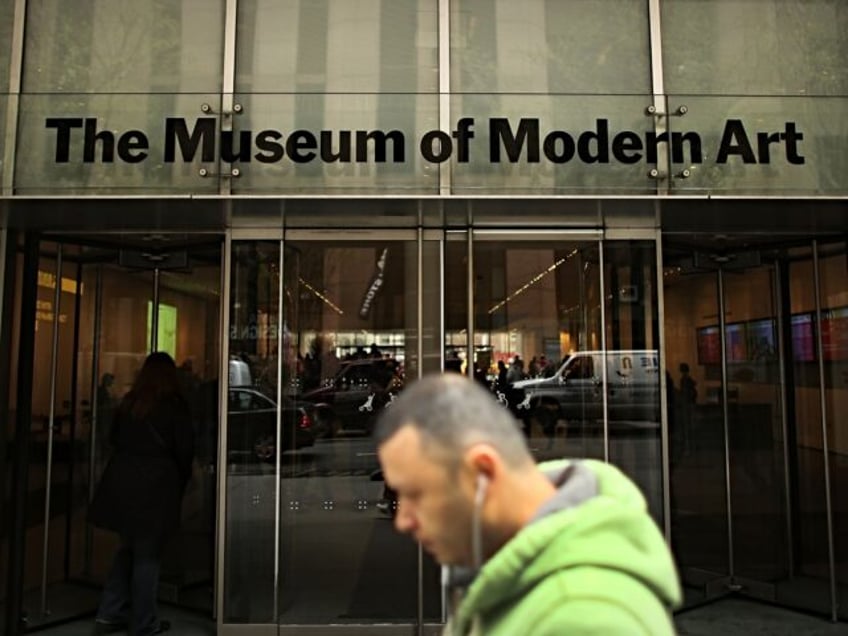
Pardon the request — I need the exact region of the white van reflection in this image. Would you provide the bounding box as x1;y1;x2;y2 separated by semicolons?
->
511;350;660;431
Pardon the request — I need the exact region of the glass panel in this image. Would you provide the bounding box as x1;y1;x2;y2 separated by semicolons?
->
721;260;788;585
17;245;103;627
10;239;221;628
663;242;730;606
15;94;222;194
0;0;12;95
445;237;469;375
230;93;439;194
224;241;280;624
82;258;156;605
22;0;225;92
662;0;848;96
279;239;430;624
451;0;651;94
472;239;603;463
665;96;848;195
236;0;438;93
783;246;831;614
152;244;221;612
7;238;223;629
449;95;660;194
817;241;847;619
603;241;662;522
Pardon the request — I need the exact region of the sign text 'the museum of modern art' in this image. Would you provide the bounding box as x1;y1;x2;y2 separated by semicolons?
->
44;116;805;167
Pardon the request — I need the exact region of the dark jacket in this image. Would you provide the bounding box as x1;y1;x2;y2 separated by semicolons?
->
90;393;194;539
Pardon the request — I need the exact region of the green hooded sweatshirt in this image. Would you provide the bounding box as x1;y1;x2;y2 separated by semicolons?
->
443;459;682;636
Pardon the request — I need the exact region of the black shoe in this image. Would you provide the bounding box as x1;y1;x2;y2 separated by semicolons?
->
154;619;171;634
92;619;127;635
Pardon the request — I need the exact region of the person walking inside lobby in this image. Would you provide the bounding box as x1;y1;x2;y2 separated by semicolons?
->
89;352;194;635
375;374;681;635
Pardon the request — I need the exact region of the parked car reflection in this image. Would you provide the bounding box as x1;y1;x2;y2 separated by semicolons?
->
301;358;403;437
227;387;316;463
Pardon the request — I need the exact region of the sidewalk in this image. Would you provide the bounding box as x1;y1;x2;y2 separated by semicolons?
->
28;596;846;635
676;597;844;635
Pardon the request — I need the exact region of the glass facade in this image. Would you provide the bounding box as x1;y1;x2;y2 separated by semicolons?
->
21;0;225;93
0;1;847;634
0;0;843;195
662;0;848;96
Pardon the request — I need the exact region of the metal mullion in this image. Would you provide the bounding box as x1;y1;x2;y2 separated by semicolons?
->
655;228;671;543
85;266;104;575
774;259;794;579
220;0;239;196
40;244;63;616
273;239;284;623
467;225;473;377
599;240;609;463
150;268;160;352
2;0;26;196
647;0;669;195
812;240;838;622
717;267;735;579
438;0;451;196
416;225;424;636
439;228;448;625
215;233;233;630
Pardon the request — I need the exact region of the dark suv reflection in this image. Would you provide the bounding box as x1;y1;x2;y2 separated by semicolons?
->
227;387;316;463
301;358;403;437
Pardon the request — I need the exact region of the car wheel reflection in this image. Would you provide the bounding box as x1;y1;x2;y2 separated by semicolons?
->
227;386;316;464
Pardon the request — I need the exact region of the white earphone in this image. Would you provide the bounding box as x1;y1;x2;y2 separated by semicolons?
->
475;473;489;502
472;473;489;569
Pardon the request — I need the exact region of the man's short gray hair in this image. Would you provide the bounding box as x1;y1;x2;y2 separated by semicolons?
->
374;373;533;470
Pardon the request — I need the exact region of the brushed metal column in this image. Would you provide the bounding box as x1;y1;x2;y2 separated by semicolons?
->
599;240;609;463
85;265;104;574
40;245;63;616
717;267;735;580
812;240;838;622
150;267;160;352
773;260;794;578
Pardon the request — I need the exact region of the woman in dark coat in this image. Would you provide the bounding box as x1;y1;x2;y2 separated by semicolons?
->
89;352;194;636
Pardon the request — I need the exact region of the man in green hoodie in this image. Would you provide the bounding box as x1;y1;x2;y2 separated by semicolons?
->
375;373;681;635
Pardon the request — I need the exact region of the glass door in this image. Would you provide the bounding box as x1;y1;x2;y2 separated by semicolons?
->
665;242;789;605
223;233;442;634
459;233;663;522
782;242;846;618
8;236;222;631
663;251;730;605
460;232;604;465
665;237;846;619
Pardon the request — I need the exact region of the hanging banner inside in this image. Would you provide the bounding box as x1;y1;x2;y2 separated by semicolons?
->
359;248;388;319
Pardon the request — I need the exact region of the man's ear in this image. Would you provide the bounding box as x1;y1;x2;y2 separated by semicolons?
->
463;444;500;483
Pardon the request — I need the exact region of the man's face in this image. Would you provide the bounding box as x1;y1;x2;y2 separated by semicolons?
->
378;425;474;566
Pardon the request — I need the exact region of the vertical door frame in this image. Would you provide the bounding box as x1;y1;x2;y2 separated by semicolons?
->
811;240;838;622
